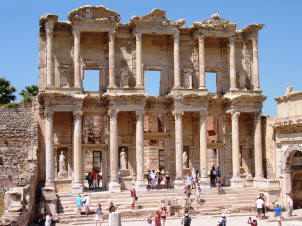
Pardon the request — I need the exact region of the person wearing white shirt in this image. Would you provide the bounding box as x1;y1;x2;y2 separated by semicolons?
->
45;212;52;226
287;194;294;217
83;194;91;215
255;197;264;219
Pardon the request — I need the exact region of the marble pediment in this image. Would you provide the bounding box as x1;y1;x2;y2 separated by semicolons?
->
193;13;237;32
68;5;120;24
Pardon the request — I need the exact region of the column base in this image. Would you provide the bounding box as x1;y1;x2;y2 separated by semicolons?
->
108;85;118;89
198;86;207;91
135;180;147;192
72;183;84;194
135;84;144;89
45;181;55;188
109;181;121;193
229;88;239;91
173;179;185;190
198;177;210;188
230;177;244;187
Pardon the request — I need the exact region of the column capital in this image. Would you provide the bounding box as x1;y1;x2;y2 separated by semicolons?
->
174;31;180;41
44;110;54;119
135;32;142;40
254;112;262;121
73;29;81;37
73;111;82;119
108;109;118;119
200;111;207;120
197;33;205;41
229;36;235;43
172;110;183;120
109;30;116;38
231;112;240;121
136;110;144;120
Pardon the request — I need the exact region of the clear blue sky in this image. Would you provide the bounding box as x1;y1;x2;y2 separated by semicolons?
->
1;0;301;116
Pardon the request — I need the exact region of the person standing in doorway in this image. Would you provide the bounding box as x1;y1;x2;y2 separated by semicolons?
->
88;172;93;190
92;170;98;190
287;193;294;217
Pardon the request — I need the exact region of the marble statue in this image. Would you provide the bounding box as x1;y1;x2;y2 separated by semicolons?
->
120;148;127;170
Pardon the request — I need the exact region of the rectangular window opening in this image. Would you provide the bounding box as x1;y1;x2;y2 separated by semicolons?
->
83;70;100;91
145;71;161;96
206;72;217;93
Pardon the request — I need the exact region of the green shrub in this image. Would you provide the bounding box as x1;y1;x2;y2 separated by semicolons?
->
3;102;20;108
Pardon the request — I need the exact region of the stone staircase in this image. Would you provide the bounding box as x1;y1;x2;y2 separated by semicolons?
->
56;187;259;224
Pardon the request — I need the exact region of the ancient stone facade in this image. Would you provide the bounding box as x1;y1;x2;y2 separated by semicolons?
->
37;6;267;193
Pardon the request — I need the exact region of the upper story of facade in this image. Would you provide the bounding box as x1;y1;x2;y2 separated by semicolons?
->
38;5;264;99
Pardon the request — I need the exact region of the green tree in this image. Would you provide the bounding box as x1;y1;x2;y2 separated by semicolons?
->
19;85;38;103
0;78;16;105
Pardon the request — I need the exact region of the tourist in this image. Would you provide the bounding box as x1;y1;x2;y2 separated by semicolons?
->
192;169;197;189
154;210;161;226
160;206;167;226
287;193;293;217
165;170;171;189
184;185;192;199
118;172;123;190
196;170;200;184
45;212;52;226
76;194;82;215
187;172;193;188
147;169;151;185
151;170;156;189
255;196;264;219
196;184;201;205
147;218;154;226
247;217;257;226
108;201;117;213
216;175;223;194
37;213;45;225
92;170;98;190
157;172;162;189
210;166;216;187
274;202;282;226
181;209;191;226
95;203;102;226
88;172;93;190
83;194;91;215
217;213;227;226
260;192;267;218
216;166;221;177
130;187;137;210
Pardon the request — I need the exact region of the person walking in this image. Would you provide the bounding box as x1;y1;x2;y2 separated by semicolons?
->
88;172;93;190
181;209;191;226
160;206;167;226
118;172;123;190
184;185;192;199
187;172;193;189
130;187;137;210
274;202;282;226
154;210;161;226
216;175;223;194
196;184;201;205
45;212;52;226
210;166;216;187
255;196;264;219
76;194;82;215
217;213;227;226
192;170;197;189
95;203;102;226
165;170;171;189
260;192;267;218
83;194;91;215
287;194;293;217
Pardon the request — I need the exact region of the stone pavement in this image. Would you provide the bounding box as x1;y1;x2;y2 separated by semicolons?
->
56;209;302;226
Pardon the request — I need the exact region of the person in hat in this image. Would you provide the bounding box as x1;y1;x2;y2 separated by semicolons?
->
274;202;282;226
217;213;227;226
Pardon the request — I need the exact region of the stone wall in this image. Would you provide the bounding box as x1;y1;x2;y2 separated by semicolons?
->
0;98;39;225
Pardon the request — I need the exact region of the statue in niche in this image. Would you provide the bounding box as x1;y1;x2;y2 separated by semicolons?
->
58;151;68;179
183;69;193;89
120;69;129;88
238;71;248;90
120;148;127;170
183;150;189;169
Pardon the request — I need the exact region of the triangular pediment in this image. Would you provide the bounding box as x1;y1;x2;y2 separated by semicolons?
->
68;5;120;24
193;13;237;31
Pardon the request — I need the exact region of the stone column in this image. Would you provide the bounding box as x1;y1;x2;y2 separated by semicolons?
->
174;110;183;188
108;30;117;88
109;110;120;192
199;111;209;185
102;150;108;189
46;22;55;87
68;147;73;179
135;33;143;88
72;111;83;193
45;110;54;188
173;31;181;88
252;37;260;90
254;112;264;178
136;111;146;191
229;37;237;90
73;30;82;89
198;34;206;89
231;112;242;187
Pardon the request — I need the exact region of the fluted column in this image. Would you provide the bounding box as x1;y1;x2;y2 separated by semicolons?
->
173;31;181;88
231;112;242;186
108;30;117;88
73;30;82;89
46;22;55;87
252;37;260;90
174;111;183;188
45;110;54;187
199;111;208;183
254;112;264;178
101;150;108;189
135;33;143;88
136;111;146;190
108;110;120;192
198;34;206;89
72;111;83;193
229;37;237;90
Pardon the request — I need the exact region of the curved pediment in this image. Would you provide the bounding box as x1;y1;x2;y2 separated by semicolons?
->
130;8;185;27
193;13;237;31
68;5;120;24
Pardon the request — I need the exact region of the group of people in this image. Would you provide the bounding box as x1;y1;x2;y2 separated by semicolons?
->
87;170;101;191
147;170;172;189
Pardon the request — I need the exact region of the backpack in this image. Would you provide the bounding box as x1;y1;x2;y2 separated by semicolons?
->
184;214;191;225
219;219;226;226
